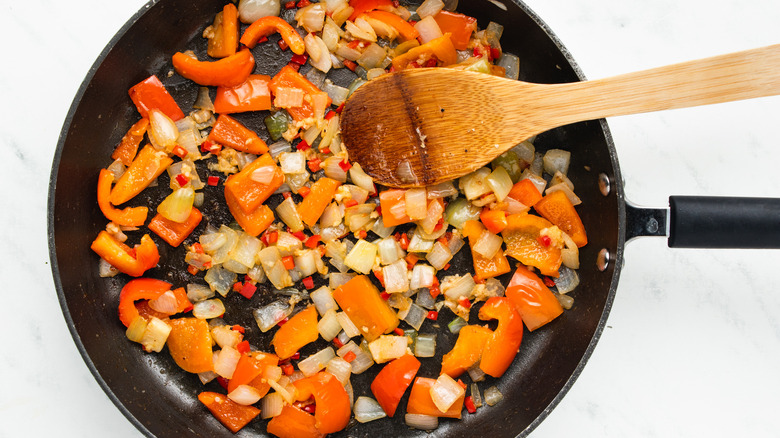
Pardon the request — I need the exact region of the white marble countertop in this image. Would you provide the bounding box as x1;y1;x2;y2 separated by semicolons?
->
3;0;780;436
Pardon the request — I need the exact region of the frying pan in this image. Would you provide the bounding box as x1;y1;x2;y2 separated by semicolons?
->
47;0;780;436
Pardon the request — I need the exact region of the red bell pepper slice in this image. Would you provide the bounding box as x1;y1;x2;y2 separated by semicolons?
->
128;75;185;121
224;153;284;214
166;318;214;373
213;74;273;114
227;351;279;396
406;376;464;418
504;264;564;331
364;10;419;41
477;297;524;378
148;207;203;247
432;11;477;50
391;33;457;70
293;371;351;434
91;232;160;279
206;3;239;58
348;0;393;21
533;190;588;247
226;189;276;236
332;275;399;342
97;169;148;227
198;391;260;433
109;144;174;206
502;213;562;277
116;278;191;327
479;208;508;234
507;179;543;207
111;118;148;166
240;16;306;55
440;325;493;378
370;354;421;417
172;48;255;87
297;177;341;227
208;114;269;155
272;305;319;359
462;220;511;280
268;65;331;122
379;189;413;227
266;404;324;438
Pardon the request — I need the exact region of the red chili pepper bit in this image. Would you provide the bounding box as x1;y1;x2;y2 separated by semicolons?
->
207;175;220;186
320;146;332;154
278;39;289;51
302;276;315;290
393;328;405;336
290;53;308;65
356;229;368;239
281;363;294;375
426;310;439;321
543;276;556;288
231;324;246;334
298;186;311;198
537;235;552;247
307;157;322;172
232;281;243;292
187;265;199;275
277;317;289;327
380;291;391;300
334;103;345;114
200;140;213;153
282;255;296;270
424;57;438;68
175;173;190;187
191;242;204;254
172;145;188;159
490;47;502;61
344;199;358;208
287;61;301;72
458;296;472;309
267;231;279;245
305;234;321;248
464;396;477;414
290;352;301;360
302;403;316;414
457;379;467;389
324;110;336;121
282;191;292;199
333;337;345;349
284;0;296;9
296;139;311;151
296;0;311;7
292;230;306;241
429;285;441;298
344;60;358;72
216;377;229;390
375;205;382;216
237;340;251;354
343;350;356;363
443;263;451;271
239;281;257;299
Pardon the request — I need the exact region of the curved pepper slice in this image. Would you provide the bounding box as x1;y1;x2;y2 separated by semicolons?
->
462;220;511;280
534;190;588;247
440;325;493;378
267;404;324;438
198;391;260;433
97;169;148;227
501;213;562;277
206;3;239;58
293;371;351;434
128;75;185;121
109;144;173;206
116;278;191;327
224;153;282;214
240;16;306;55
213;74;272;114
111;118;148;166
148;207;203;247
208;114;269;155
364;10;419;41
348;0;393;21
406;376;464;418
505;264;564;331
432;11;477;51
91;232;160;279
172;48;255;87
391;33;457;70
478;297;524;378
271;305;319;359
166;318;214;373
332;275;399;342
370;354;421;417
227;351;279;396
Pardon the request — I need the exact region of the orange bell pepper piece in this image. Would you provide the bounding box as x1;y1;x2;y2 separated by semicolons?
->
272;306;319;360
206;3;239;58
116;278;191;327
148;207;202;247
268;65;330;121
507;179;543;207
198;391;261;433
91;232;160;279
213;74;272;114
478;297;524;378
224;153;283;214
97;169;148;227
172;48;255;87
505;264;564;331
293;371;351;434
406;376;464;418
225;189;275;237
111;118;148;166
166;318;214;373
128;75;185;121
379;189;413;227
227;351;279;396
109;144;173;206
502;213;562;277
364;10;419;41
432;11;477;50
370;354;420;417
479;208;508;234
240;16;306;55
462;220;511;280
391;33;457;70
297;177;342;227
267;404;324;438
534;190;588;247
332;275;399;342
208;114;269;155
348;0;393;21
440;325;493;378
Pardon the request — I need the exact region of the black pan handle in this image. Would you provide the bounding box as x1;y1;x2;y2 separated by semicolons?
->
626;196;780;248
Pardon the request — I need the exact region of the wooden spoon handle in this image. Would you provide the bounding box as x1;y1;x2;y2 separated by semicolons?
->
530;44;780;128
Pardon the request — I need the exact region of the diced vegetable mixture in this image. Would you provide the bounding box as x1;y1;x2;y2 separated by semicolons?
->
92;0;588;435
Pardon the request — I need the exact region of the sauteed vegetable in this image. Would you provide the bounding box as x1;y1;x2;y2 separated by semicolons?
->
91;0;587;435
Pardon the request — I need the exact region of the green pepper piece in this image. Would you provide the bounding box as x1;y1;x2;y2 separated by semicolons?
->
264;111;291;142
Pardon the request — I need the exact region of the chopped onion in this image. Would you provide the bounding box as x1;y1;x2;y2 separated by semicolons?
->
520;169;547;194
377;237;402;265
410;264;435;290
228;384;262;406
418;199;445;235
228;232;262;270
554;265;580;294
260;392;285;419
472;229;503;259
297;3;326;32
415;287;436;309
414;333;436;357
470;383;483;408
336;311;360;338
276;197;305;232
354;396;386;423
497;52;520;80
407;232;434;253
125;316;147;343
557;292;574;310
405;413;438;430
356;43;387;70
484;277;505;297
371;217;395;239
444;198;481;229
467;363;486;382
486;166;513;202
546;182;582;206
382;259;409;294
543;149;571;176
318;309;343;341
447;316;467;334
268;140;292;159
211;324;241;349
337;341;374;374
267;378;296;405
413;15;442;43
305;32;332;72
367;335;408;363
323;81;350;107
344;239;377;274
484;385;504;406
426;181;457;199
238;0;281;23
193;86;215;111
404;188;428;220
204;265;237;297
347;18;377;42
214;346;241;379
253;300;293;332
310;286;338;315
147;109;179;150
416;0;445;17
157;187;195;223
459;167;492;200
198;369;218;385
193;299;226;320
140;317;171;353
446;231;466;255
326;356;352;385
298;347;336;376
323;156;348;182
363;16;398;40
148;290;177;314
401;303;425;331
279;151;306;175
425;241;452;270
441;274;476;301
430;374;465;412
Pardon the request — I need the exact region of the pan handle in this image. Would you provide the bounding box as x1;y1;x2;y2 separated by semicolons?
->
627;196;780;248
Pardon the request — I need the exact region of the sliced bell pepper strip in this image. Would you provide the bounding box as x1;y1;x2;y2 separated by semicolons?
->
432;11;477;50
109;144;173;206
172;48;255;87
227;351;279;396
440;325;493;378
391;33;457;70
206;3;239;58
240;16;306;55
297;177;342;227
478;296;524;378
332;275;399;342
364;10;419;41
268;65;330;121
479;208;508;234
379;189;413;227
166;318;214;373
111;118;148;166
534;190;588;247
148;207;203;247
116;278;192;327
97;169;148;227
128;75;185;121
272;305;319;359
507;178;543;207
370;354;420;417
224;153;283;214
91;232;160;279
198;391;260;433
266;404;324;438
293;371;351;434
406;376;464;418
462;220;511;280
502;213;562;277
348;0;393;21
225;188;275;237
213;74;272;114
207;114;269;155
505;264;564;331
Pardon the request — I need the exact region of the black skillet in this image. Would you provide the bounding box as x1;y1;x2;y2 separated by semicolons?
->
48;0;780;437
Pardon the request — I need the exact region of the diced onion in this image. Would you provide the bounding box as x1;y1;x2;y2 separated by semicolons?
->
140;317;171;353
447;316;467;334
467;363;486;382
260;392;285;419
348;162;376;194
318;309;343;341
382;259;409;294
430;374;465;412
414;333;436;357
405;188;428;220
554;266;580;294
470;383;482;408
444;198;481;229
367;335;408;363
415;287;436;309
305;32;332;72
228;384;262;406
404;303;427;331
520;169;547;194
427;181;457;199
405;413;438;430
425;241;452;270
298;347;336;376
193;299;226;320
344;239;377;274
413;15;442;43
460;167;492;200
148;109;179;150
326;356;352;385
336;312;360;338
543;149;571;176
297;3;326;32
497;52;520;80
323;156;349;182
472;229;503;259
276;197;305;232
148;290;177;314
441;274;476;301
238;0;281;23
204;265;237;297
125;317;148;343
484;385;504;406
557;292;574;310
357;43;387;70
157;187;195;223
416;0;445;17
486;166;513;202
354;396;387;423
253;300;293;332
211;324;241;349
213;346;241;379
377;237;401;265
310;286;338;315
410;264;435;290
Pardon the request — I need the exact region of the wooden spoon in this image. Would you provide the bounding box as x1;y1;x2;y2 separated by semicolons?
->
340;44;780;188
